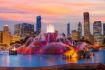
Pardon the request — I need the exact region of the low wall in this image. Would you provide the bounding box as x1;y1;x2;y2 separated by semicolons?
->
0;63;104;70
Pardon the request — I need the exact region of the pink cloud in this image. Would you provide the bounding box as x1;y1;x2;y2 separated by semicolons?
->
0;0;105;24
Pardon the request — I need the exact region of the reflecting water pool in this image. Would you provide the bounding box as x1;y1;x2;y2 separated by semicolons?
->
0;49;105;67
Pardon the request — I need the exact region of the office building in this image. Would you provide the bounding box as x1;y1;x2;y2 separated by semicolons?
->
83;12;90;41
93;21;103;45
103;23;105;36
71;30;79;41
3;24;11;46
67;23;70;37
78;22;82;39
36;16;41;35
0;31;3;43
11;35;21;43
14;23;34;38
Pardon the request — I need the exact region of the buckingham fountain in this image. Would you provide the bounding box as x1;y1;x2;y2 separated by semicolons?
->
15;24;77;56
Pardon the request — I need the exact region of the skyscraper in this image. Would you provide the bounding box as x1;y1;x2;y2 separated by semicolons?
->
3;24;11;46
78;22;82;39
14;23;34;38
0;31;3;43
93;21;103;45
71;30;79;41
67;23;70;37
83;12;90;41
36;16;41;35
103;23;105;36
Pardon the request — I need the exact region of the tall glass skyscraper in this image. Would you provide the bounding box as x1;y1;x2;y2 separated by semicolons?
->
93;21;103;45
78;22;82;39
83;12;90;41
67;23;70;37
36;16;41;35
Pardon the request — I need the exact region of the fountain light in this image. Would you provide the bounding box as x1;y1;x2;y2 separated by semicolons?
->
12;47;17;51
64;47;78;58
9;47;17;55
46;24;55;33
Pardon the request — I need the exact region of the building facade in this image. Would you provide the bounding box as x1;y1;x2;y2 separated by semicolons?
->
83;12;90;41
14;23;34;38
0;31;3;43
36;16;41;35
71;30;79;41
3;24;11;46
78;22;82;40
93;21;103;45
11;35;21;43
67;23;70;37
103;23;105;36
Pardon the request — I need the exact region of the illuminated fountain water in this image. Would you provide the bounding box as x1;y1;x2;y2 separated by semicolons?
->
44;24;57;43
46;24;55;33
42;24;67;54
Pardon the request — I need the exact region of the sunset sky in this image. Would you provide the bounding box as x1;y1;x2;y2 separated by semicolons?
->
0;0;105;34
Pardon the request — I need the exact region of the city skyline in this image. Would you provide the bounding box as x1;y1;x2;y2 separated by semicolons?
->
0;0;105;34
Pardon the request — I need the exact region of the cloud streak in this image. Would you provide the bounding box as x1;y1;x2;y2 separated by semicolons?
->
0;0;105;26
